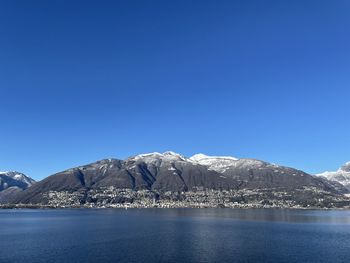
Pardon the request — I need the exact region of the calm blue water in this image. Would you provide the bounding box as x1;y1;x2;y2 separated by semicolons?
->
1;209;350;263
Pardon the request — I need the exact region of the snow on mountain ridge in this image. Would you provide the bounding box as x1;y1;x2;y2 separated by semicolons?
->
316;161;350;190
130;151;188;164
190;153;238;162
340;162;350;172
129;152;270;173
189;153;240;173
0;171;35;186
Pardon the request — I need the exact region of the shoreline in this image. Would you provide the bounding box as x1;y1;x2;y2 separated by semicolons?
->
1;204;349;210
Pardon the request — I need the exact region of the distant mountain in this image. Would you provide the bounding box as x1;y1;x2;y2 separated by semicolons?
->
0;171;35;203
11;152;349;208
317;162;350;190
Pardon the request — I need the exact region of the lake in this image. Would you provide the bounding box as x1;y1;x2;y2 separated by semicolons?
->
1;208;350;263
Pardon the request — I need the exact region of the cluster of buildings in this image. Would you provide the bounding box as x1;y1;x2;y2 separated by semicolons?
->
38;186;350;209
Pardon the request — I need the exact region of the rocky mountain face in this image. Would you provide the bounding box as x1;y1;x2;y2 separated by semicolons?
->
0;171;35;203
317;162;350;190
11;152;349;208
189;154;342;192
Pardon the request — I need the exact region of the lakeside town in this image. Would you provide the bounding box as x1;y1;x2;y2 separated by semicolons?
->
3;187;350;209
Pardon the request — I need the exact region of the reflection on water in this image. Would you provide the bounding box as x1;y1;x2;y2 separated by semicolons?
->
1;208;350;263
121;208;350;224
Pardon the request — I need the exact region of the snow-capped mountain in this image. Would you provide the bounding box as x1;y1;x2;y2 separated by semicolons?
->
0;171;35;203
0;171;35;187
12;151;348;205
317;161;350;190
0;171;35;190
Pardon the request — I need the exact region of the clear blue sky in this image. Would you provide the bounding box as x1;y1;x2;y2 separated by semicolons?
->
1;0;350;180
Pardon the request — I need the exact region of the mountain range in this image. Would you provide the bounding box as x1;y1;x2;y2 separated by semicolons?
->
3;152;349;208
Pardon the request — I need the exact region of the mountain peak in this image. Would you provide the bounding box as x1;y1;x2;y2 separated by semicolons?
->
0;171;35;202
0;171;35;186
316;161;350;190
340;161;350;172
